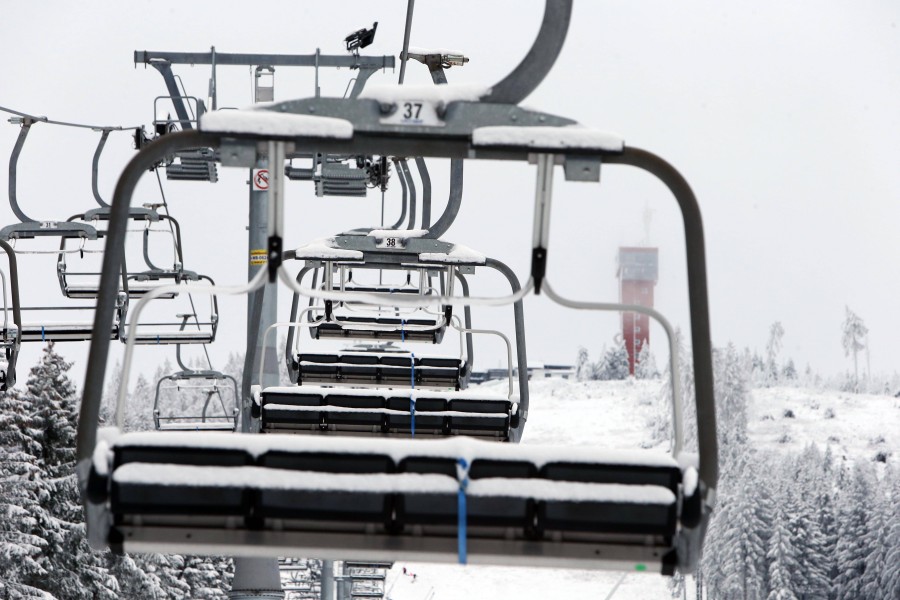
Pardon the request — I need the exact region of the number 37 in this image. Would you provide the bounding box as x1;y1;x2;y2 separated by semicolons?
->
402;102;423;119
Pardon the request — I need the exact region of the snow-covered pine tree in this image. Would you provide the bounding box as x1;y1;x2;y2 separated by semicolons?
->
600;338;631;380
713;343;749;453
879;467;900;599
765;322;784;387
840;306;867;392
635;342;660;379
125;373;155;431
0;382;51;597
701;451;768;600
575;347;590;382
647;329;695;449
860;464;892;600
833;461;874;600
23;342;119;599
783;449;830;599
766;498;801;600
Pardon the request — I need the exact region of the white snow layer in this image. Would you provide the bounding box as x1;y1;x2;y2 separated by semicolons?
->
472;125;624;151
293;238;364;260
358;84;490;105
682;467;698;497
418;244;486;265
261;385;509;402
200;109;353;139
112;464;672;505
407;46;465;57
107;428;677;469
367;229;428;239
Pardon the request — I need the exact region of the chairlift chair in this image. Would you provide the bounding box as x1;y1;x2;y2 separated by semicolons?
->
80;0;717;575
261;242;527;441
153;352;239;432
150;96;218;182
0;118;99;242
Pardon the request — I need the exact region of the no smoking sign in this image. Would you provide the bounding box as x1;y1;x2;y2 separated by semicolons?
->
252;168;269;191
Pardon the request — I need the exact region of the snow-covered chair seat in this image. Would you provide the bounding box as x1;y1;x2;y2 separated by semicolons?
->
63;281;181;301
294;351;465;389
127;329;217;345
89;432;690;572
19;321;119;342
310;315;446;343
154;417;238;432
253;385;513;440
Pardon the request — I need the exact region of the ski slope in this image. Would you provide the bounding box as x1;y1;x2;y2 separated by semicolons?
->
380;377;899;600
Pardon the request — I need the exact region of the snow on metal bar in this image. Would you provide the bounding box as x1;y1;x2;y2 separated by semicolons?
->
471;125;624;152
418;244;486;265
366;229;428;239
260;385;508;403
468;479;676;504
114;463;457;493
407;46;466;57
358;84;490;105
293;237;364;260
200;109;353;139
112;464;674;505
104;429;679;468
263;404;508;419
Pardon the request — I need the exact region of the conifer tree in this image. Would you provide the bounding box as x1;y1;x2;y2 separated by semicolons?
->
833;462;874;600
766;500;800;600
0;384;50;597
21;343;118;599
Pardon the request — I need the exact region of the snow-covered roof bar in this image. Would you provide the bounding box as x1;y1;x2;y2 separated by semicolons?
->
200;109;353;140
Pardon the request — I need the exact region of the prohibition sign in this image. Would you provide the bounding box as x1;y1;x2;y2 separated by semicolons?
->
252;168;269;191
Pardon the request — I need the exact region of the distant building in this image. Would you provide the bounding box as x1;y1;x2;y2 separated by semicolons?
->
470;363;575;384
617;247;658;375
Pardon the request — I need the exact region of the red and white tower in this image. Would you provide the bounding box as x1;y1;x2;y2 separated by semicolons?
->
617;247;658;375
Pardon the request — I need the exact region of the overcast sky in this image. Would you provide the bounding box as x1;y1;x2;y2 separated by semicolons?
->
1;0;899;385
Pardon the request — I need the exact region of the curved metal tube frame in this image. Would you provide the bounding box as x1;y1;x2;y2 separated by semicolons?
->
8;121;36;223
482;0;573;105
423;160;463;239
389;159;409;230
92;130;111;208
398;160;416;230
78;132;715;522
414;157;431;230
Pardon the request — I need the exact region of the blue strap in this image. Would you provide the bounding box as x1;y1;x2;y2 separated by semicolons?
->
156;334;160;345
409;352;416;437
401;319;406;342
457;458;469;565
41;326;45;341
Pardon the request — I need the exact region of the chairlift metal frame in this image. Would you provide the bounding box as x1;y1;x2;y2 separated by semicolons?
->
153;350;239;432
79;0;716;575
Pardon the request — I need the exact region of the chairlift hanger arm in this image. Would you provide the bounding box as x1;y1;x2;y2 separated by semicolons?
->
91;130;111;208
135;51;395;70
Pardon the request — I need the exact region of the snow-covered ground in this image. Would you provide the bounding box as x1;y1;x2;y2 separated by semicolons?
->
385;378;670;600
379;377;898;600
749;386;899;462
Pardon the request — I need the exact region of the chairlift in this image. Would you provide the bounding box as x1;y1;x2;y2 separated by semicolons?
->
0;240;121;353
153;347;238;432
151;96;218;182
80;0;716;575
58;210;202;301
0;118;98;242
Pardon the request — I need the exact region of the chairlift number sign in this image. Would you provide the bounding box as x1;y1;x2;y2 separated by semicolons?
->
381;100;444;127
375;236;407;249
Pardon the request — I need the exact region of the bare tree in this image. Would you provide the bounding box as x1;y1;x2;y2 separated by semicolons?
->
841;306;868;392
